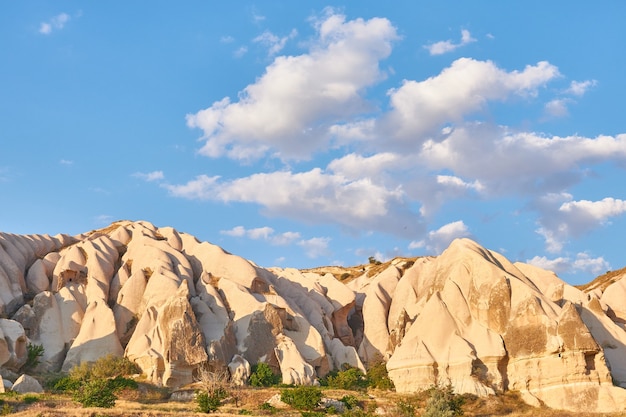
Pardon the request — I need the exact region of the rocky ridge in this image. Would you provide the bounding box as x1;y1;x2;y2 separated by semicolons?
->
1;220;626;412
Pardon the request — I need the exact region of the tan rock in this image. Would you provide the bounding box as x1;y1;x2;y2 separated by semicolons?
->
228;354;251;386
12;374;43;394
62;298;123;371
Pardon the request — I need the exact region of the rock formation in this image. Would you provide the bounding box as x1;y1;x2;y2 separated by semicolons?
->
2;221;626;412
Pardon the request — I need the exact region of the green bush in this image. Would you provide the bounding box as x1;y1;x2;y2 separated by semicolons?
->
366;361;394;390
0;403;12;416
340;395;360;410
396;398;417;417
300;412;325;417
73;378;116;408
52;375;82;392
321;365;367;390
258;402;277;413
422;385;464;417
196;390;224;413
281;386;322;411
22;394;39;404
21;343;44;372
249;362;280;387
90;354;141;379
108;375;139;391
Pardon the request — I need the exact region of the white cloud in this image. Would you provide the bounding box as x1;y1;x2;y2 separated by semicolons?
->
220;35;235;43
544;99;571;118
535;195;626;253
436;175;484;193
39;13;70;35
527;252;610;277
380;59;559;143
572;252;610;276
526;255;571;274
424;29;476;55
420;126;626;195
221;226;246;237
166;168;422;237
298;237;331;258
233;46;248;58
566;79;597;96
409;220;470;254
60;159;74;165
133;171;165;182
187;10;398;161
253;29;298;56
220;225;301;246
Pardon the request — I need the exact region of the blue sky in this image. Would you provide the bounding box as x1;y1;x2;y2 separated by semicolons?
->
2;2;625;284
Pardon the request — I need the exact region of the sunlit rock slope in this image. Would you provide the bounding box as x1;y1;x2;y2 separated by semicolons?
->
2;220;626;412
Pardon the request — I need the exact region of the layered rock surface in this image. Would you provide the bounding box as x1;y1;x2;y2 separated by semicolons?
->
1;222;626;412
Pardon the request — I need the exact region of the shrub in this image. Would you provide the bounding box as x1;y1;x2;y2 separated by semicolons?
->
249;362;280;387
108;375;139;391
281;386;322;411
300;412;325;417
396;398;417;417
323;366;368;390
422;385;464;417
90;354;141;379
21;343;44;372
258;402;277;413
366;361;394;390
196;390;225;413
73;378;116;408
340;395;360;410
22;394;39;404
0;403;12;416
52;375;82;392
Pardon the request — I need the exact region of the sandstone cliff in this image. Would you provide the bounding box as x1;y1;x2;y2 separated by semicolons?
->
1;221;626;412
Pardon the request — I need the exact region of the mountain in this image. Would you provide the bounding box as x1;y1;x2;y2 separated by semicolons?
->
1;220;626;412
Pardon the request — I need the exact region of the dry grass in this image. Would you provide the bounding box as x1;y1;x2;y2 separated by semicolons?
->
576;266;626;293
302;257;418;284
5;387;626;417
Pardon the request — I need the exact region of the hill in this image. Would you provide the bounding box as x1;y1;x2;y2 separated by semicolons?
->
2;220;626;413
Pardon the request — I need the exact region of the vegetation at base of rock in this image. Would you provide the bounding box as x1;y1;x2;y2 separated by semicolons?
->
196;391;220;413
21;343;44;372
366;361;394;390
340;394;360;410
422;385;465;417
49;355;140;408
281;386;322;411
320;363;393;391
249;362;281;387
320;365;368;390
73;377;117;408
89;354;141;378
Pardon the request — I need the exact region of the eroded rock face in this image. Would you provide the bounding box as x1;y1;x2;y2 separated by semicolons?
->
2;223;626;412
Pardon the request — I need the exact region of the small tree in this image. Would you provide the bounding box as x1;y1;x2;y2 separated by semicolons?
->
422;385;464;417
281;386;322;411
73;378;116;408
249;362;280;387
21;344;44;372
367;360;394;390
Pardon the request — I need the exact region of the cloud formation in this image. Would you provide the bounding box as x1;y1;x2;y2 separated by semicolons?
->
133;171;165;182
187;11;398;160
253;29;298;56
39;13;70;35
527;252;610;276
409;220;471;254
220;225;301;245
166;10;626;277
424;29;476;55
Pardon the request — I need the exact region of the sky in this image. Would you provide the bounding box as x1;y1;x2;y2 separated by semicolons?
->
1;2;625;285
